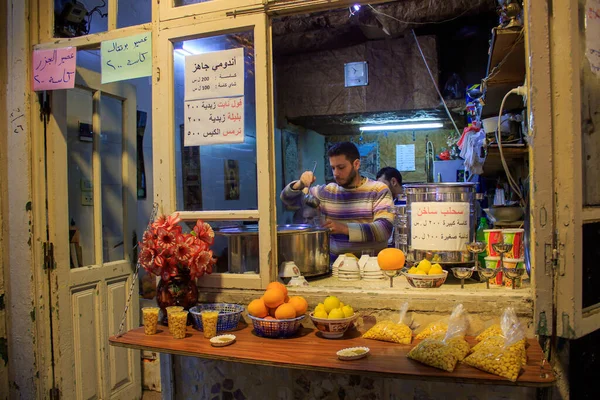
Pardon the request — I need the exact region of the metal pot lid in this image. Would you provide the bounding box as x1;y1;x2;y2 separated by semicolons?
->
403;182;477;188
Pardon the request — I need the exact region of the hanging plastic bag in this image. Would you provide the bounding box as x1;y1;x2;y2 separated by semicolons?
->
407;304;470;372
363;302;412;345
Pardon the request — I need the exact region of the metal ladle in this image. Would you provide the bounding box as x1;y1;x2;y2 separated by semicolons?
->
304;161;320;209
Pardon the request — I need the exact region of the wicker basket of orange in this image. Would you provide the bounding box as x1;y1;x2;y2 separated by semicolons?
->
246;282;308;338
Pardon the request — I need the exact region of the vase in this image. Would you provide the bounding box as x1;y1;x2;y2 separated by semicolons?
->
156;270;198;324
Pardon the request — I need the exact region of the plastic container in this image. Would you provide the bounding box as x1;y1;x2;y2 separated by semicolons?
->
248;314;305;338
476;217;489;268
189;303;244;332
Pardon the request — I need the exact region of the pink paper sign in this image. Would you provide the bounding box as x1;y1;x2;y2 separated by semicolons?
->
32;47;77;91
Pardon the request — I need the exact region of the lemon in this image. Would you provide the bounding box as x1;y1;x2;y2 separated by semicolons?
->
328;308;345;319
324;296;341;313
429;264;443;275
315;303;326;313
342;305;354;318
344;253;359;260
413;269;427;275
417;259;432;274
314;309;328;319
408;267;419;274
339;302;345;309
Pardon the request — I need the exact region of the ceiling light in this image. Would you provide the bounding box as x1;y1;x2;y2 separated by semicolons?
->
359;123;444;131
173;42;193;56
353;4;361;12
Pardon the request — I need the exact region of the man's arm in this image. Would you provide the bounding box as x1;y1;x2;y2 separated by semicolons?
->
346;186;394;243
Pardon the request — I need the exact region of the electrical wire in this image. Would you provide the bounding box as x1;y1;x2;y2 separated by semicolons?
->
482;29;524;89
496;87;525;205
367;3;483;26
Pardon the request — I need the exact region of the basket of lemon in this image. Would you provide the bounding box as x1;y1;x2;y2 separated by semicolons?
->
309;296;357;339
402;259;448;288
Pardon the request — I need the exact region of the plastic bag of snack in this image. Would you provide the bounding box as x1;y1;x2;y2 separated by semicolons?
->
415;321;448;340
408;304;470;371
463;311;526;381
363;302;412;344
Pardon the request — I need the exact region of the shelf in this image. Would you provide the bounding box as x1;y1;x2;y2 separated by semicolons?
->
481;145;529;177
110;325;555;387
482;27;526;118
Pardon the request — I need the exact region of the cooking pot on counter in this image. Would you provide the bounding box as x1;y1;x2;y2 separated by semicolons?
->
215;224;330;277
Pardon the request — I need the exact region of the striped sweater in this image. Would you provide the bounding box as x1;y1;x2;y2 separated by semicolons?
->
280;177;394;256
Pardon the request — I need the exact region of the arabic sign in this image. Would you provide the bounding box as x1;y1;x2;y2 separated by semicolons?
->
410;202;470;251
101;33;152;84
184;97;244;146
32;47;77;91
585;0;600;77
184;48;244;101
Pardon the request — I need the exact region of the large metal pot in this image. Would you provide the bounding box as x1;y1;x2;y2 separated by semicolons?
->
404;183;477;265
215;224;330;277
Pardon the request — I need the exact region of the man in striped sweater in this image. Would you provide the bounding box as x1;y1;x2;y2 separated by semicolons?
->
280;142;394;257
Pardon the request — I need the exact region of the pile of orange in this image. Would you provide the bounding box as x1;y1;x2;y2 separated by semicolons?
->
247;282;308;320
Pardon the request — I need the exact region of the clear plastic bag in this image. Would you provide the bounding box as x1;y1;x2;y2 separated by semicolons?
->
363;302;412;344
415;321;448;340
463;307;527;381
408;304;470;372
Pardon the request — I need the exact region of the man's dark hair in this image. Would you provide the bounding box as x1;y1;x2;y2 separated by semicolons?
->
327;142;360;162
376;166;403;185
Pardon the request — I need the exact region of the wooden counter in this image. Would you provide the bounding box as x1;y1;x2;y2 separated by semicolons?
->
110;325;555;387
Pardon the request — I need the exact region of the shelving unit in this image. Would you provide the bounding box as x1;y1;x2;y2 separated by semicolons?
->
481;145;528;177
481;26;525;118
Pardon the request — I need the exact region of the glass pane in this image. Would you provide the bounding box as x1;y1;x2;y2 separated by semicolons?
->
183;220;260;275
117;0;151;28
582;222;600;309
67;87;96;267
173;31;257;211
54;0;108;37
580;1;600;205
101;95;125;262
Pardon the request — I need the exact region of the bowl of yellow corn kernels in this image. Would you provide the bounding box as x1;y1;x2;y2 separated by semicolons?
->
402;270;448;288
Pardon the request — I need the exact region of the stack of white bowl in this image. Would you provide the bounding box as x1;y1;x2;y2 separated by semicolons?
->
331;255;345;277
338;259;361;281
361;257;386;281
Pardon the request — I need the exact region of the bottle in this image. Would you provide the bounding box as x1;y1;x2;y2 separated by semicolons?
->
476;217;489;267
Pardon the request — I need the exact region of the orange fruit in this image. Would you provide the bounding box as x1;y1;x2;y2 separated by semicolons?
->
288;296;308;317
274;303;296;319
377;248;406;271
264;316;276;320
247;298;268;318
284;295;290;303
263;288;285;308
266;281;288;297
268;307;277;318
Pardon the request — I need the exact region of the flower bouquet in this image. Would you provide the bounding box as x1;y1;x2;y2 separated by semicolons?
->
138;213;216;321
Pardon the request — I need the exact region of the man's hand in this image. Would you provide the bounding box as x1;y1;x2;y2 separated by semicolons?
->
323;219;349;236
292;170;316;190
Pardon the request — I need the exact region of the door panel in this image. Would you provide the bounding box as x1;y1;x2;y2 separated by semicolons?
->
48;67;141;399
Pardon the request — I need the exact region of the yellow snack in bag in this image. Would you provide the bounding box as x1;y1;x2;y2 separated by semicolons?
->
475;324;502;342
471;335;527;365
463;343;525;381
407;338;459;372
362;320;412;344
415;321;448;340
430;333;470;361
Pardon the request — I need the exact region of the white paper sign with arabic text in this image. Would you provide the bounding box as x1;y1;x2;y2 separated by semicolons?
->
184;97;244;146
410;202;470;251
184;48;244;101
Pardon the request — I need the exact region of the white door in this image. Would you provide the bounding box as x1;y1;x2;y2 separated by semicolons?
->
46;67;141;399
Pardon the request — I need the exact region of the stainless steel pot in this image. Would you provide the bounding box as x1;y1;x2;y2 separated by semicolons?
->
215;224;330;277
404;183;477;265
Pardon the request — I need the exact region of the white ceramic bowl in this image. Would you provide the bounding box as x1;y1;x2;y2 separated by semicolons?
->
337;347;370;361
209;334;236;347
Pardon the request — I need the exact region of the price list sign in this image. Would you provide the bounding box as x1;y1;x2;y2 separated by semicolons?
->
101;33;152;84
184;97;244;145
184;48;245;146
410;202;470;251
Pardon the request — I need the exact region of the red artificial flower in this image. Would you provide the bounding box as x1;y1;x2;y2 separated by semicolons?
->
139;213;216;281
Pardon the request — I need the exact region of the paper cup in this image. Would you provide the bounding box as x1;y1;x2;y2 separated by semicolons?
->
502;229;524;259
484;229;503;256
166;306;184;333
201;311;219;339
142;307;160;335
484;256;502;285
170;311;189;339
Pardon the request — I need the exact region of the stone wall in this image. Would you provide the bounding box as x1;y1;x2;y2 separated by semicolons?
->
276;36;439;120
